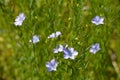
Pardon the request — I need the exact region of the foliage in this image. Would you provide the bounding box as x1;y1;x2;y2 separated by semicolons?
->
0;0;120;80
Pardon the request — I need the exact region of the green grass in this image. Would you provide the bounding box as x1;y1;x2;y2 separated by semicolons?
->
0;0;120;80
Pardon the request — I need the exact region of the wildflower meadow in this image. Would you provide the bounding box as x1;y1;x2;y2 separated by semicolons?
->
0;0;120;80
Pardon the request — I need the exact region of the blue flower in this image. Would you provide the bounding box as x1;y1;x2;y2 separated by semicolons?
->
89;43;100;54
29;35;40;44
14;13;26;26
55;31;61;37
48;31;61;38
63;47;78;59
91;16;104;25
53;44;64;53
46;59;58;72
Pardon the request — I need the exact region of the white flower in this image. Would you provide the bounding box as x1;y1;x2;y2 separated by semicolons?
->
82;6;89;11
14;13;26;26
63;47;78;59
91;16;104;25
48;31;61;38
29;35;40;44
46;59;58;72
89;43;101;54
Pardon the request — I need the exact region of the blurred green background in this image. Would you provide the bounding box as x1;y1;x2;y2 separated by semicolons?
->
0;0;120;80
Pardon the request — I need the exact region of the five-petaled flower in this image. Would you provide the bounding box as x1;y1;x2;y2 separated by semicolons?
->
14;13;26;26
29;35;40;44
48;31;61;38
91;16;104;25
63;47;78;59
46;59;58;72
89;43;101;54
